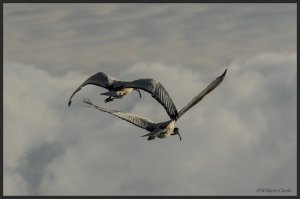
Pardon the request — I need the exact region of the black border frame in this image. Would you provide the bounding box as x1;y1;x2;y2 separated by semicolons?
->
1;1;298;198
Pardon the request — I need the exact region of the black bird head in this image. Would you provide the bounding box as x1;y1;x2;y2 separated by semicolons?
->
172;127;182;141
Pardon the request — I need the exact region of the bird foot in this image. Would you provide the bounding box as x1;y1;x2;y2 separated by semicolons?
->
104;97;113;103
147;136;155;141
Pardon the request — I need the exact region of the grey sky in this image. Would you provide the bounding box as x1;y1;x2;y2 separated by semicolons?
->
3;3;297;196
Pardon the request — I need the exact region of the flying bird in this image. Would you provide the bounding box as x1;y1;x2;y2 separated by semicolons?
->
68;72;178;119
82;69;227;141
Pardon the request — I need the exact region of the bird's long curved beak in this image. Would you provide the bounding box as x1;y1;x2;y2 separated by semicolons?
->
135;89;142;98
177;132;182;141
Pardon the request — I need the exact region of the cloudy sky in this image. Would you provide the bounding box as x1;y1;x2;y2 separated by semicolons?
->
3;3;296;196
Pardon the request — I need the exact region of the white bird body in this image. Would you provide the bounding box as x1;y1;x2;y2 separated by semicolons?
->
82;69;227;141
156;120;176;139
146;120;176;139
100;88;134;98
121;87;134;94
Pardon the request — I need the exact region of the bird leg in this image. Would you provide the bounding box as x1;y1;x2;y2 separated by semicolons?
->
147;136;155;141
104;96;114;103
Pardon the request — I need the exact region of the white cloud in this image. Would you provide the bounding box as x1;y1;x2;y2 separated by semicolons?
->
4;51;296;195
4;4;296;76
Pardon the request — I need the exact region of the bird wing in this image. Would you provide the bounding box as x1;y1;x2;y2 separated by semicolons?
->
177;69;227;120
113;79;178;120
82;98;157;131
68;72;118;106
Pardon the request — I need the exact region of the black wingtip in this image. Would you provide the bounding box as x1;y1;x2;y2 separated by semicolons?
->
222;69;227;76
68;100;72;107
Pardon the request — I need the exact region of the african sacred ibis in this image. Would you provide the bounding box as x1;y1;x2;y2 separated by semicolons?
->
68;72;178;120
82;69;227;141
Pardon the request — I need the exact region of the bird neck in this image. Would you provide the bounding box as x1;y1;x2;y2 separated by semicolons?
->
166;120;176;133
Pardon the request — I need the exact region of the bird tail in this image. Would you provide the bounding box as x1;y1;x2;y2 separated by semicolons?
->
141;128;163;137
141;132;153;137
100;91;111;96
